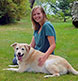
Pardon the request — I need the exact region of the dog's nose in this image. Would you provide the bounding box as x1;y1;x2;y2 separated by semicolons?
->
18;52;21;56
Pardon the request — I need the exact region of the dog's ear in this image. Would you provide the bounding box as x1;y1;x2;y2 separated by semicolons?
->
11;42;18;48
24;44;31;53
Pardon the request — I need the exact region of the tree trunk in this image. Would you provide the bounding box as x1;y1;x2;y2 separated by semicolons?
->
29;0;35;8
64;17;66;22
70;1;78;28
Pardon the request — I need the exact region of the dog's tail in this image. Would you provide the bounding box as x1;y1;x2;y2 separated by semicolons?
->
68;64;78;75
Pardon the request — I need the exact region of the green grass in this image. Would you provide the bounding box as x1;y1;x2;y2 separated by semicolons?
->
0;18;78;81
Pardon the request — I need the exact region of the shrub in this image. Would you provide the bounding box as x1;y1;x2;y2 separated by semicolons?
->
0;0;31;24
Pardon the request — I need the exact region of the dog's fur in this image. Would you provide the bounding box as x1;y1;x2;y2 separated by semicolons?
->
3;43;78;77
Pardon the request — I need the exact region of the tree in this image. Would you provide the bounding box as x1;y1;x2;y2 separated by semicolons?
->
0;0;30;24
56;0;71;22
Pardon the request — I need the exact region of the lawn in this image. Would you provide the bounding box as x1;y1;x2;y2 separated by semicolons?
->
0;17;78;81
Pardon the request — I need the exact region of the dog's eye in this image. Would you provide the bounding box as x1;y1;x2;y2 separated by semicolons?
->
16;47;18;50
22;48;24;50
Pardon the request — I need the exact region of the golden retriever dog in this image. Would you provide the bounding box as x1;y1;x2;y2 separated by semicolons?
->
3;43;78;77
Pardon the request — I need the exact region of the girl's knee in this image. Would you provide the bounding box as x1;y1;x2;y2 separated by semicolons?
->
13;57;18;65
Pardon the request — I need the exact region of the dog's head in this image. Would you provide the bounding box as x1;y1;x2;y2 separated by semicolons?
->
11;42;30;61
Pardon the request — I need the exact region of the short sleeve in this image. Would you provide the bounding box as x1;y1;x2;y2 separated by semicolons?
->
44;23;55;36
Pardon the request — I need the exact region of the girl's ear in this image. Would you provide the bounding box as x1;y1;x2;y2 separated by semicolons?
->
11;42;18;48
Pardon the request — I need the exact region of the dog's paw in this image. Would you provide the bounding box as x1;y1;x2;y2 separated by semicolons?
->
8;65;18;67
44;75;50;78
44;74;60;78
44;75;56;78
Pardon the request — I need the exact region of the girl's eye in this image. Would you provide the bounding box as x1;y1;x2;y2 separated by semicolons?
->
33;14;36;16
16;48;18;50
22;48;24;50
37;13;40;15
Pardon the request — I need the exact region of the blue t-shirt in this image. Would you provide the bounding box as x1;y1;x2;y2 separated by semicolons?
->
34;21;56;54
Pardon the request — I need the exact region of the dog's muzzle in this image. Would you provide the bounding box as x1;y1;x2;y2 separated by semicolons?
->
17;52;24;61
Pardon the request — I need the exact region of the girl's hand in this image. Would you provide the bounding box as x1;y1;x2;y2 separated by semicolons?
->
38;53;49;67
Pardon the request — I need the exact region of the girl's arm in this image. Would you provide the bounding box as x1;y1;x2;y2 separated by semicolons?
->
45;36;56;57
38;36;56;66
30;36;36;48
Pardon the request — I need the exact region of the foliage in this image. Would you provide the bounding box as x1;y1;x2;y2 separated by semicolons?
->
67;0;75;3
39;0;56;3
52;0;71;22
44;0;71;22
0;0;30;24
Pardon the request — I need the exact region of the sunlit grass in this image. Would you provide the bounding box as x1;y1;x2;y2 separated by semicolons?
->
0;18;78;81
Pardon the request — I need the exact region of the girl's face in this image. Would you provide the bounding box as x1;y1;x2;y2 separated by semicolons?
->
32;8;44;24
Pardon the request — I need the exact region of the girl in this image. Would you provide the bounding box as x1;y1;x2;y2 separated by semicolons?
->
30;6;56;66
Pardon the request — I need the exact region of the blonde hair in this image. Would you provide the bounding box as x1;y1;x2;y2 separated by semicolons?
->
31;6;47;30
